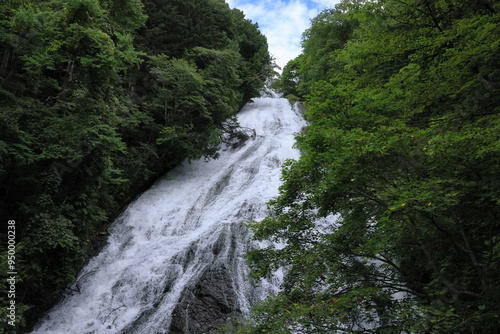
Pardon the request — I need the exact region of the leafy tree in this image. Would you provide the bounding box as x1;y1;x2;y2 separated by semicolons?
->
271;55;302;98
229;8;272;102
239;0;500;333
146;55;219;163
136;0;232;56
272;7;357;99
298;7;357;95
0;0;271;332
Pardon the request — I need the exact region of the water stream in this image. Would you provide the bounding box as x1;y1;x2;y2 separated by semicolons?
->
31;95;307;334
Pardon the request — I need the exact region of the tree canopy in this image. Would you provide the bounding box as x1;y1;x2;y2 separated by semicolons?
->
240;0;500;332
0;0;271;331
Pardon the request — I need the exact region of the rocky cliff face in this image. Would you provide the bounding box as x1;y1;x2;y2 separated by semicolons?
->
168;224;252;334
168;264;242;333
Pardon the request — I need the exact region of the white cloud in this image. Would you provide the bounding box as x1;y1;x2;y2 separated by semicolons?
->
308;0;340;7
226;0;340;71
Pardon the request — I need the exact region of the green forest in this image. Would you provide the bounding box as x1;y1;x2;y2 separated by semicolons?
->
0;0;271;331
234;0;500;333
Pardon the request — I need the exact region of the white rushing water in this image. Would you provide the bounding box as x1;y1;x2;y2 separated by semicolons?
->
31;95;307;334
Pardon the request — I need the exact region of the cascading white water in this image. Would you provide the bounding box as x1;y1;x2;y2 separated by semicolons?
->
31;95;307;334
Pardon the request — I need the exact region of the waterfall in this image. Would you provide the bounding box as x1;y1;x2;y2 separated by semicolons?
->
30;96;307;334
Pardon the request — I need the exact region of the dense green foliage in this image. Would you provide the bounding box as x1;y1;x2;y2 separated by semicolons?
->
271;7;358;99
0;0;270;331
241;0;500;332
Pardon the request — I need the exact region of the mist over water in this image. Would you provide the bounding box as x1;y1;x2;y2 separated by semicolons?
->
31;95;307;334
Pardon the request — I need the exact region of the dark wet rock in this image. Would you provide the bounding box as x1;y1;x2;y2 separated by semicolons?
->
169;265;241;334
221;126;256;149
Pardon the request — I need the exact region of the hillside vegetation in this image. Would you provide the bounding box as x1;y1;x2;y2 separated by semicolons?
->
241;0;500;332
0;0;270;331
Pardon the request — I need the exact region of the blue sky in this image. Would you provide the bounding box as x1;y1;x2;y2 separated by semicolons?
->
226;0;341;71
